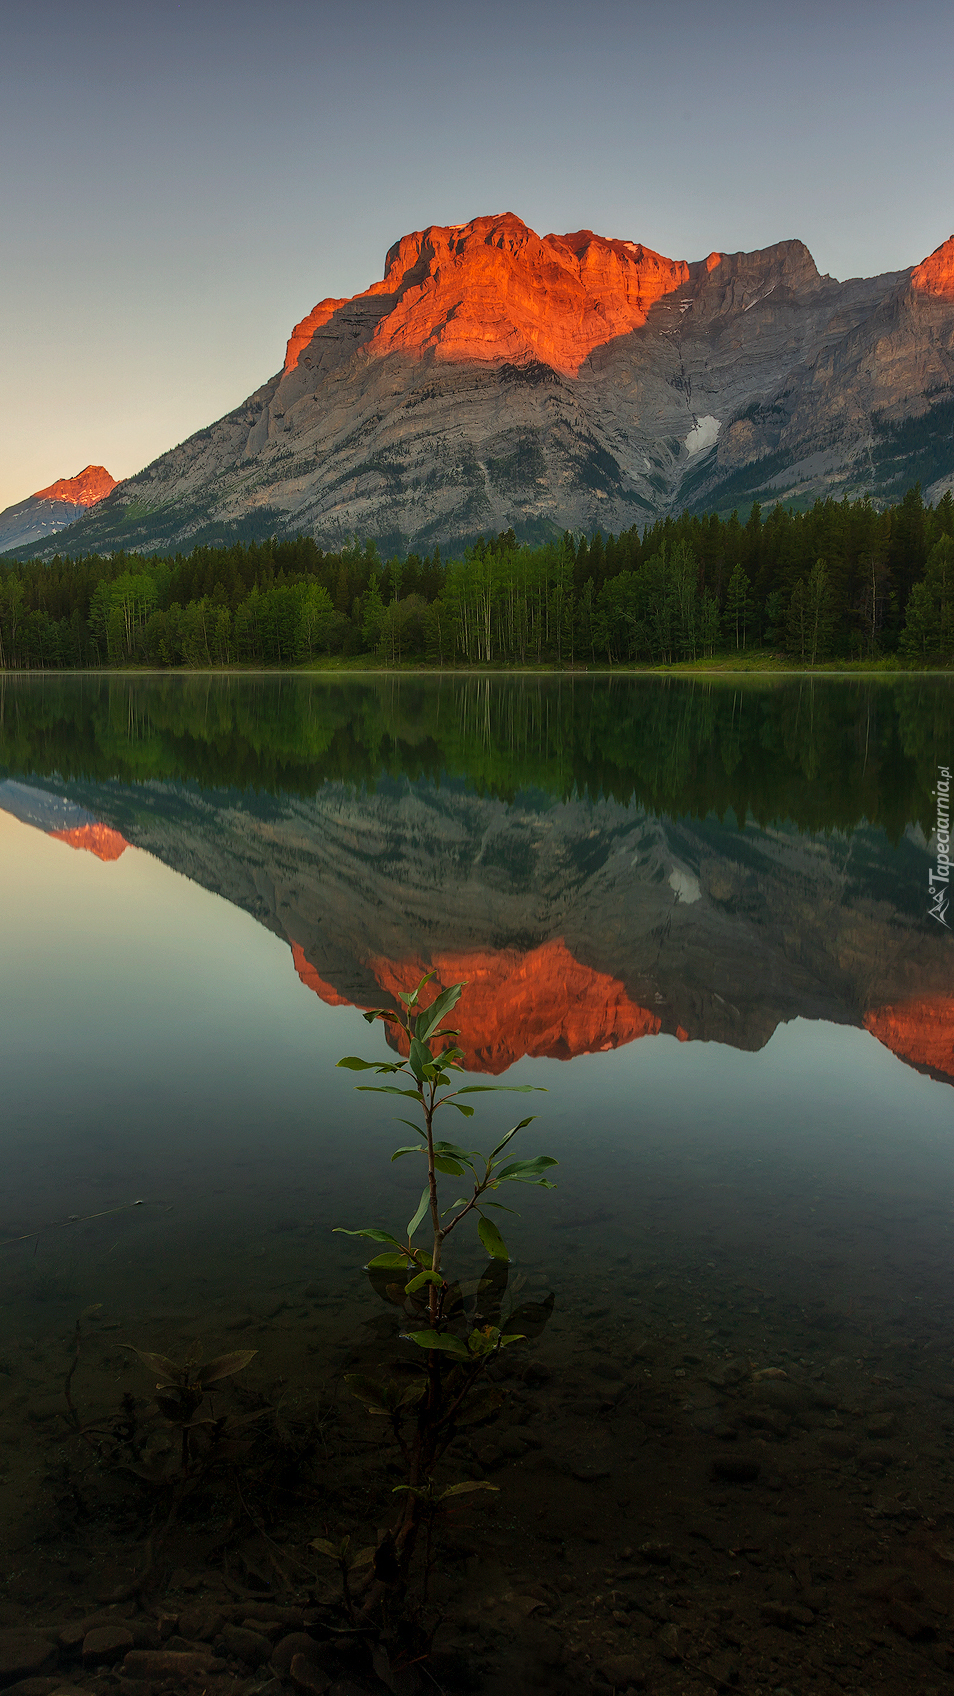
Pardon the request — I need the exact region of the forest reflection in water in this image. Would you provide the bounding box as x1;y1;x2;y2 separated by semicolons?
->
0;672;952;1695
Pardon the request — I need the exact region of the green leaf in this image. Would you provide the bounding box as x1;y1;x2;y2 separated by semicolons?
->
390;1146;424;1161
404;1329;471;1358
334;1228;404;1247
489;1117;537;1157
195;1349;257;1386
466;1325;499;1357
366;1252;411;1270
477;1216;509;1261
488;1127;519;1160
438;1481;500;1500
407;1187;431;1241
447;1102;476;1117
454;1085;544;1095
336;1056;377;1071
496;1156;559;1182
361;1007;401;1024
414;982;466;1043
310;1537;340;1560
404;1270;443;1294
433;1154;464;1175
400;972;436;1008
349;1546;375;1569
355;1086;423;1099
408;1037;431;1082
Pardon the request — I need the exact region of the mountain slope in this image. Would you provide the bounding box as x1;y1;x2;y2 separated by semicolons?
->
11;217;954;559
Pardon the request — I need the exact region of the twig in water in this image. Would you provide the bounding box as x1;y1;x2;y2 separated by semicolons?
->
1;1199;145;1249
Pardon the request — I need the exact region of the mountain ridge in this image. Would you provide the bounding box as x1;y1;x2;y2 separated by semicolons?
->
7;217;954;560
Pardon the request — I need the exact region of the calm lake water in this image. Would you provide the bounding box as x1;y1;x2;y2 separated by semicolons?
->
1;672;953;1690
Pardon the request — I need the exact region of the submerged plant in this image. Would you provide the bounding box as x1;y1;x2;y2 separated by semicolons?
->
129;1345;257;1475
334;973;557;1591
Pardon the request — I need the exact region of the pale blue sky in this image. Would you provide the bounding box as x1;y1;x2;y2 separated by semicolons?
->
2;0;952;510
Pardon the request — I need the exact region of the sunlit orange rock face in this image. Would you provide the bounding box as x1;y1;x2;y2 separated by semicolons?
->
864;998;954;1083
49;823;129;862
33;465;117;506
283;299;350;374
292;936;661;1072
910;235;954;301
284;213;692;378
291;942;354;1008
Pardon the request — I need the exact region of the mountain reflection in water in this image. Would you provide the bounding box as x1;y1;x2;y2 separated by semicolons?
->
1;672;951;1082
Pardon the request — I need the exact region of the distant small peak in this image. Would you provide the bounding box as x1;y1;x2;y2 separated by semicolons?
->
49;822;128;862
911;234;954;300
33;465;117;506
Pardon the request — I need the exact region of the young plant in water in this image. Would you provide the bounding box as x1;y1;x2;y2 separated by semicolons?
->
333;973;557;1587
130;1345;257;1475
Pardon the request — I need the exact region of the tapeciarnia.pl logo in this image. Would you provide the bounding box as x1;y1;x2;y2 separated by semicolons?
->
929;764;951;928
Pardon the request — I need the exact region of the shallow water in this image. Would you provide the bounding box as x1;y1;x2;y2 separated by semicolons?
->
1;673;953;1694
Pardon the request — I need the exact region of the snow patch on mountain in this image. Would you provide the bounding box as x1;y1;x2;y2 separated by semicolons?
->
685;416;720;457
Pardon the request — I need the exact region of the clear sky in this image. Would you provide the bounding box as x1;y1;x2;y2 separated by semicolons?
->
2;0;952;512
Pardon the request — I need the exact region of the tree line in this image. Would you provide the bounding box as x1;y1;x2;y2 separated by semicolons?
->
0;483;952;670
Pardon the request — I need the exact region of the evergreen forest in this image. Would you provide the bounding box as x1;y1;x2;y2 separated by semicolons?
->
1;484;952;670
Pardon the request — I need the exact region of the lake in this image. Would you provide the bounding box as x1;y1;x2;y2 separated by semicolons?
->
1;672;952;1695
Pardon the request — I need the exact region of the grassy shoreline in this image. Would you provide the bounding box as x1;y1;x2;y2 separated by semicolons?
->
2;653;951;679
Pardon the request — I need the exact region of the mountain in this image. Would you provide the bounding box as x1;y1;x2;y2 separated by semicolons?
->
9;216;954;560
1;768;950;1086
0;465;117;555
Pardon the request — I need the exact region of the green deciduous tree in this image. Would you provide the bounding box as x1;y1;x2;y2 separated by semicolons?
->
900;535;954;664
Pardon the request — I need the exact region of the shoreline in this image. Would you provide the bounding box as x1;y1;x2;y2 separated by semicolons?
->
1;661;951;680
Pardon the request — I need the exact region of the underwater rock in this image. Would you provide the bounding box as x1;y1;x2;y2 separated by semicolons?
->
121;1648;226;1679
598;1652;647;1688
221;1623;272;1666
270;1633;323;1677
0;1632;58;1682
81;1624;134;1665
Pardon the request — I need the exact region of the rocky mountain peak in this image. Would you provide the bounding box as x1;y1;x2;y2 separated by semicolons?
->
32;465;117;506
910;233;954;299
285;211;693;379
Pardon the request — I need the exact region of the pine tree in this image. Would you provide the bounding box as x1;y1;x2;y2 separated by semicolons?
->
723;563;751;649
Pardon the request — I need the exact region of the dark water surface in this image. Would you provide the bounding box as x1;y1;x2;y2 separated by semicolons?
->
1;673;953;1696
